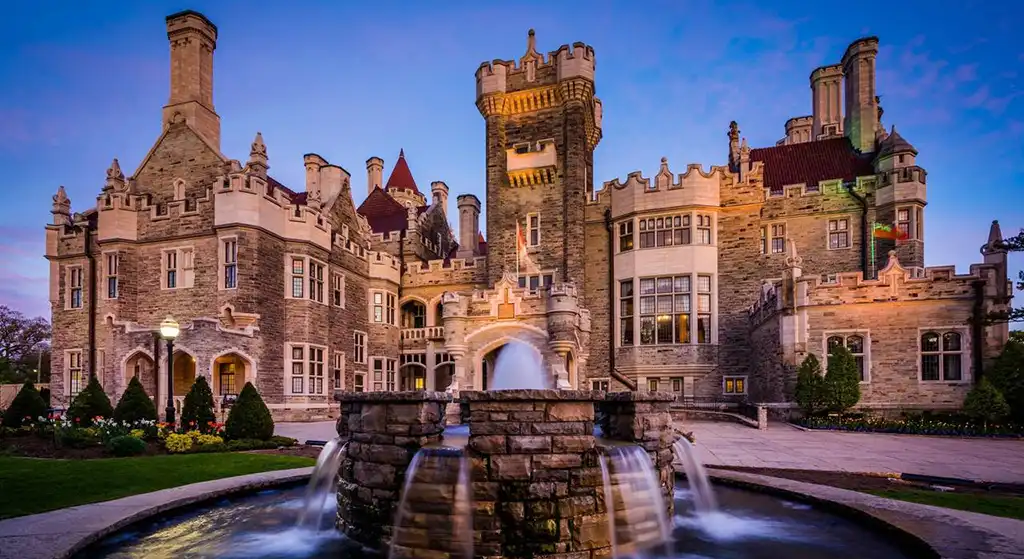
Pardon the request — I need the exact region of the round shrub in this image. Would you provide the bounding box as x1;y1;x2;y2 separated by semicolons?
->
164;432;193;453
107;434;147;457
224;382;274;441
1;381;48;428
113;376;158;423
195;433;224;446
181;376;216;433
68;376;114;427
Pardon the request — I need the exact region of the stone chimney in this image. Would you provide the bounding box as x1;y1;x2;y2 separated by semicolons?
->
366;157;383;195
456;194;481;259
431;181;449;216
163;10;220;151
841;37;880;153
810;64;843;139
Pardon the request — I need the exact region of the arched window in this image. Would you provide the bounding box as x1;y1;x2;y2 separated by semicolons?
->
920;331;963;382
825;333;868;381
401;301;426;329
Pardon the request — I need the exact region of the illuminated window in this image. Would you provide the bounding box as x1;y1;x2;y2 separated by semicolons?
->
68;350;83;397
638;276;690;345
697;275;712;344
723;376;746;395
618;221;634;252
619;280;634;346
647;378;659;392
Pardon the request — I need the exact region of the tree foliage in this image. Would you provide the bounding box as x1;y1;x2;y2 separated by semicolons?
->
224;382;274;441
794;354;826;415
0;306;51;384
984;229;1024;325
1;381;48;428
180;376;216;433
68;376;114;427
988;337;1024;423
963;378;1011;427
824;345;861;413
113;376;158;423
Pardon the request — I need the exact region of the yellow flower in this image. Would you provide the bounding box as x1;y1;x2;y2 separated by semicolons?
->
165;433;193;453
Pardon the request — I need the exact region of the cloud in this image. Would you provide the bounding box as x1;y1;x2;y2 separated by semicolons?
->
954;64;978;82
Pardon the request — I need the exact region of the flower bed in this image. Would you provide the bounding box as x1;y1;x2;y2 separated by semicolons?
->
797;415;1024;438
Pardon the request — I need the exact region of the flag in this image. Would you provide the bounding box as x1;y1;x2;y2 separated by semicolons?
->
872;223;909;241
515;219;533;276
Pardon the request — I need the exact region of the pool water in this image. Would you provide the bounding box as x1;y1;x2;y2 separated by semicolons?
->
78;481;913;559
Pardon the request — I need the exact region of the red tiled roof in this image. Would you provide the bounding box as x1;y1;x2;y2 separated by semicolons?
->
477;232;488;255
749;137;876;191
356;187;408;233
384;149;419;193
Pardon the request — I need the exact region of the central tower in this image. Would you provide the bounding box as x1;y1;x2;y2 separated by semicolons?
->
476;30;602;288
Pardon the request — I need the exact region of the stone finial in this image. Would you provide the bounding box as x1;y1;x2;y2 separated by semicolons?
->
739;138;750;163
982;220;1006;255
728;121;741;169
51;185;71;223
247;132;269;175
523;29;539;60
105;158;125;192
521;28;543;82
728;121;740;141
784;239;802;268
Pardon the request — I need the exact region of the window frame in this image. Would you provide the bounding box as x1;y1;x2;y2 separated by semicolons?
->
696;274;713;344
162;246;195;290
353;331;367;364
104;252;119;300
66;265;84;309
221;237;238;290
761;223;786;255
695;214;713;245
285;254;328;304
827;217;851;250
618;279;634;347
823;331;872;383
527;213;540;247
618;220;634;252
636;275;693;346
331;272;345;308
286;342;328;395
723;375;747;395
918;328;968;383
896;206;912;240
67;349;83;397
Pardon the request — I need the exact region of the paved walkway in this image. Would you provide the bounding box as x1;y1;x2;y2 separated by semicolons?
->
278;419;1024;483
0;467;312;559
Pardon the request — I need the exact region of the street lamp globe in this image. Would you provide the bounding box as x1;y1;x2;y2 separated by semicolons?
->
160;316;180;340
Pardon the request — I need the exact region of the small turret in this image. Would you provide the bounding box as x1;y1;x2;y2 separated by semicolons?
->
874;125;917;171
457;194;481;259
51;185;71;225
431;181;449;216
104;158;125;192
366;156;384;196
247;132;268;177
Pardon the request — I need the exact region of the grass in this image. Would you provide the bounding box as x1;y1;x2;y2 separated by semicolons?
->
868;488;1024;520
0;453;315;519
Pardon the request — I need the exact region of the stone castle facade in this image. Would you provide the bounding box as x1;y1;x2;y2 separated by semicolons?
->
44;10;1011;420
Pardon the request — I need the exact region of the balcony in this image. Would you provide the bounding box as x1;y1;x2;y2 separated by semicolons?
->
401;326;445;341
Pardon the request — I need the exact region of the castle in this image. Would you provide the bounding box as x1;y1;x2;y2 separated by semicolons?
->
44;10;1011;420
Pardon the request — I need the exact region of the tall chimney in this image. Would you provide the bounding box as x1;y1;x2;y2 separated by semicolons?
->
366;157;384;196
456;194;481;259
841;37;879;153
810;64;843;139
163;10;220;150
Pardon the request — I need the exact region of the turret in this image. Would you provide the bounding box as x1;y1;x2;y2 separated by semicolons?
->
51;185;71;226
457;194;481;259
841;37;880;153
162;10;220;151
247;132;268;177
811;64;843;139
874;126;917;172
303;153;326;201
431;181;449;216
384;150;426;208
366;156;383;195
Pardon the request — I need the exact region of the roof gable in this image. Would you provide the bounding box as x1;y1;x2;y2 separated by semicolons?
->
356;186;409;233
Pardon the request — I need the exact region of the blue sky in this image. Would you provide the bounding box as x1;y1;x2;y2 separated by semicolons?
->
1;0;1021;320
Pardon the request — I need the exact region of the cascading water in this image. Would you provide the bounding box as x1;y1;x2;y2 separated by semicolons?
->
297;437;347;530
388;445;473;559
599;445;672;558
489;339;547;389
672;437;718;514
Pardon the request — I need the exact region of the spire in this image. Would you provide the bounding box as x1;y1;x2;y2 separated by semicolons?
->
384;149;419;193
51;185;71;224
728;121;740;169
521;29;541;63
983;220;1006;254
104;158;125;192
876;125;917;158
248;132;269;176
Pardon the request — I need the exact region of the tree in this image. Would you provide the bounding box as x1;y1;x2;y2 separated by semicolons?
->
180;376;216;433
988;337;1024;423
794;354;826;415
67;376;114;427
113;376;158;423
984;229;1024;325
1;381;48;428
224;382;274;441
963;378;1011;430
0;306;51;373
824;345;861;413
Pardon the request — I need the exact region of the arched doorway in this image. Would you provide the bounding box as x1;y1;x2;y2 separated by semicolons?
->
172;350;196;397
400;363;427;391
401;300;427;329
475;338;548;391
434;362;454;391
212;353;250;398
479;345;504;391
124;351;157;401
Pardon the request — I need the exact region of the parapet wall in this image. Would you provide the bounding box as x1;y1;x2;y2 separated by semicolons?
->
593;158;728;217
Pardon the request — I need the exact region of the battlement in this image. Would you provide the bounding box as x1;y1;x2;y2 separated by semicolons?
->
401;256;489;288
476;30;595;98
593;157;727;215
368;250;401;284
214;170;331;250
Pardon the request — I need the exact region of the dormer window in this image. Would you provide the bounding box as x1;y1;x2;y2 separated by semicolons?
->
514;143;530;155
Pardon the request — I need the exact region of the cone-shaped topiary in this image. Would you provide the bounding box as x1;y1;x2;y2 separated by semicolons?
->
181;376;216;433
1;381;49;428
68;375;114;427
224;382;274;441
794;354;826;416
39;387;51;406
113;376;158;423
963;377;1011;430
824;345;861;413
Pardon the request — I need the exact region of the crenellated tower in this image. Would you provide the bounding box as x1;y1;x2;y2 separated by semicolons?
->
476;29;602;288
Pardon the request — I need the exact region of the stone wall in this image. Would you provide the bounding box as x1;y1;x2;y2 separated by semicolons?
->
597;392;676;514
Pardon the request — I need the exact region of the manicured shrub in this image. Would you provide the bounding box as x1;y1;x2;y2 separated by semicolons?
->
59;427;98;448
269;435;297;447
39;388;51;406
194;433;224;446
68;376;114;427
107;434;147;457
113;377;158;423
824;346;861;413
190;442;228;453
224;382;274;441
180;376;216;433
164;432;193;453
794;354;825;416
1;381;48;428
988;339;1024;423
963;378;1011;429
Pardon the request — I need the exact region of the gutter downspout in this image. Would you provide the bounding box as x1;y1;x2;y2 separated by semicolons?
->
844;181;870;279
971;280;985;383
84;220;97;382
398;231;406;361
604;209;636;391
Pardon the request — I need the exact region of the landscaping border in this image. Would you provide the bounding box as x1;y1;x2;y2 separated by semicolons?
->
0;467;313;559
702;468;1024;558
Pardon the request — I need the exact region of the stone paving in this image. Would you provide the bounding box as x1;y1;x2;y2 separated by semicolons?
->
278;419;1024;483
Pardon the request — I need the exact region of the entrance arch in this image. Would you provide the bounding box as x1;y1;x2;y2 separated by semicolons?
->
210;352;253;398
399;362;427;391
123;349;157;401
434;361;454;391
172;350;196;397
473;337;547;391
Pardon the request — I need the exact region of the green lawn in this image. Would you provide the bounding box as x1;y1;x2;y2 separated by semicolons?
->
868;488;1024;520
0;453;315;519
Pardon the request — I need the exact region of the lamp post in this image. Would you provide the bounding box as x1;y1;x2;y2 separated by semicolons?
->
159;316;180;425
